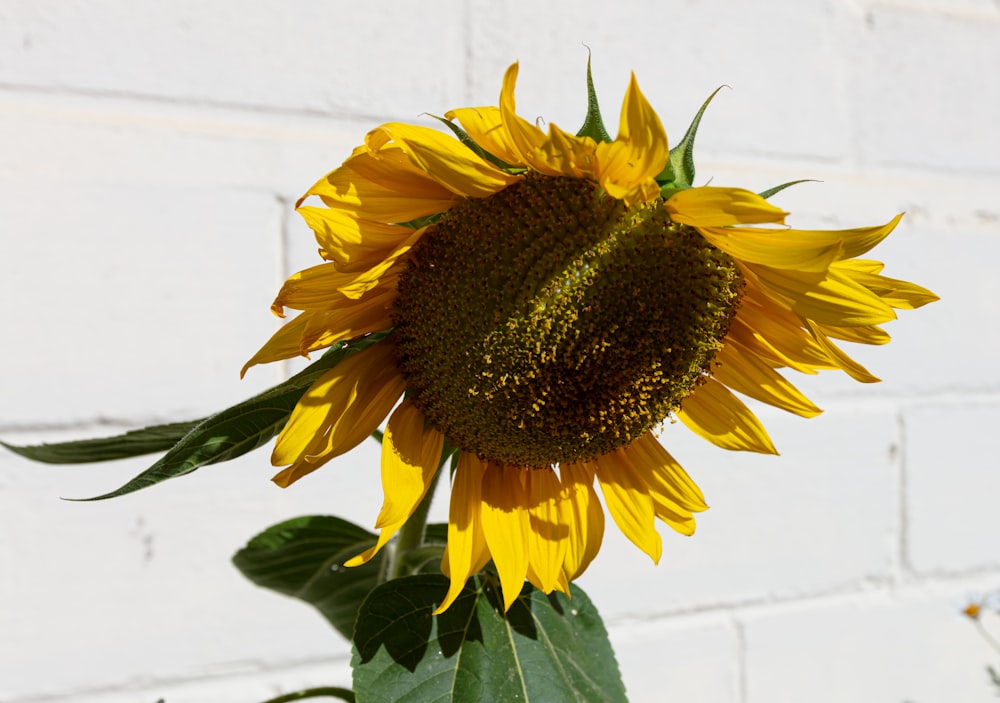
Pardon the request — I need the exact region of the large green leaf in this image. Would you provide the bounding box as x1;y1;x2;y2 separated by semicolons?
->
352;574;627;703
233;515;383;641
1;421;200;464
66;332;388;500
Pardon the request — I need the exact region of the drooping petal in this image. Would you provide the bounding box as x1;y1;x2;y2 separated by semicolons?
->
594;449;662;563
270;341;407;487
366;122;520;198
594;72;669;205
665;187;788;227
559;461;604;582
712;337;823;418
479;462;531;611
436;451;490;615
677;377;778;454
345;400;446;566
523;467;570;594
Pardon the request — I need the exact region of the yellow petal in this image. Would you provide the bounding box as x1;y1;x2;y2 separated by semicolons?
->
299;147;455;223
729;286;839;373
436;452;490;614
296;289;395;353
241;311;315;376
627;433;708;512
833;262;940;311
677;377;778;454
479;463;530;611
498;63;563;177
594;449;662;563
696;215;903;273
618;438;702;537
741;260;897;327
712;338;823;418
444;106;525;167
806;321;881;383
664;187;788;227
297;206;417;272
346;400;445;566
366;122;519;198
594;72;669;205
559;461;604;582
523;467;569;594
816;322;891;346
270;340;406;486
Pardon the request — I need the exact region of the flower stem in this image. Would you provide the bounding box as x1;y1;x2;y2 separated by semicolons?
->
257;686;355;703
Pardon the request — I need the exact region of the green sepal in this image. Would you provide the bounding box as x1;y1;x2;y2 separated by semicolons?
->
232;515;383;641
67;332;390;501
428;113;523;173
396;212;444;230
1;420;200;464
758;179;817;200
352;574;627;703
658;85;728;190
575;55;613;144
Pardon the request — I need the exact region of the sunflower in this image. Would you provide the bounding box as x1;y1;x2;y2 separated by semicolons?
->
243;62;937;613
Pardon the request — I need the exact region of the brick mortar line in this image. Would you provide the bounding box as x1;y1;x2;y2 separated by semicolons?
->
604;567;1000;626
0;80;388;127
3;654;352;703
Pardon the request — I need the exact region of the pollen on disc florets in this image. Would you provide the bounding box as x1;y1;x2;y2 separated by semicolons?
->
391;174;743;467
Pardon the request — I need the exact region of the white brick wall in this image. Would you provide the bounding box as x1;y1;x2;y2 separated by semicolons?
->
2;2;998;701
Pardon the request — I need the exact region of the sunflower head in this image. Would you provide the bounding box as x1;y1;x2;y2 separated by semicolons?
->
245;60;938;612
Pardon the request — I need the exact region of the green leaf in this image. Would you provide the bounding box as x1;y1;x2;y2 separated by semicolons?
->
575;54;612;144
758;179;817;200
352;574;627;703
659;85;727;191
233;515;382;641
1;421;200;464
72;332;389;501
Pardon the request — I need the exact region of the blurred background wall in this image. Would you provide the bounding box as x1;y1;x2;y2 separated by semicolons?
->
1;1;998;701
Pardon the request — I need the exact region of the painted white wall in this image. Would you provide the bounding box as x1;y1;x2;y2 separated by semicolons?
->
2;1;998;701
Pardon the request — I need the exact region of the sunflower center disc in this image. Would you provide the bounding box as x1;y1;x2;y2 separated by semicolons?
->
392;175;743;466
